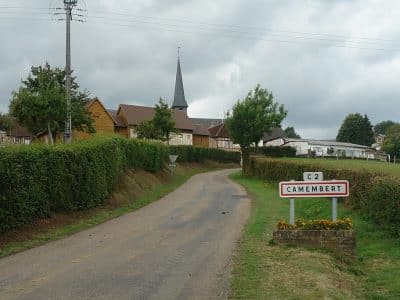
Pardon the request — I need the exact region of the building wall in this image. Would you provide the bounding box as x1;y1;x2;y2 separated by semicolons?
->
75;100;115;140
193;135;209;148
169;132;193;146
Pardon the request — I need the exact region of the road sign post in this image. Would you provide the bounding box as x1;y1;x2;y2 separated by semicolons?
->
279;173;349;222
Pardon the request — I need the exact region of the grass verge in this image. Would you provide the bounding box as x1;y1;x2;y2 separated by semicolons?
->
229;172;400;299
0;161;237;258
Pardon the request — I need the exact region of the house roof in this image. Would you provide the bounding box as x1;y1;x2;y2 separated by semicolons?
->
107;109;127;127
208;122;230;138
172;58;188;109
262;128;285;142
6;118;32;137
193;124;210;136
118;104;194;131
190;118;224;129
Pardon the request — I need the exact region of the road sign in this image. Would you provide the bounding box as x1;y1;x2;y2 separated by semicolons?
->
303;172;323;181
169;155;178;165
279;180;349;198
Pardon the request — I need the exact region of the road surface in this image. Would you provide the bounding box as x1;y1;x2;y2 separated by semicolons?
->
0;169;250;300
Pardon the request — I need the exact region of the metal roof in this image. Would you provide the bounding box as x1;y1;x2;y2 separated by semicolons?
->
283;138;375;150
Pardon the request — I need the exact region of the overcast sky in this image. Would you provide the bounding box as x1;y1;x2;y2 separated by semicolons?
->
0;0;399;139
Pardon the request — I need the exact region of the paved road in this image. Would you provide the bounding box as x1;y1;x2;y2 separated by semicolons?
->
0;169;250;300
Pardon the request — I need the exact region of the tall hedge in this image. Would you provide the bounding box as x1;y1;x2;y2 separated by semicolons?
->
169;145;241;163
0;137;239;232
0;136;169;232
248;156;400;237
251;146;296;157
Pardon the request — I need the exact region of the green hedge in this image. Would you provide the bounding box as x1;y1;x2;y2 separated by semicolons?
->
0;137;240;232
251;146;296;157
248;157;400;237
0;136;169;232
169;145;241;163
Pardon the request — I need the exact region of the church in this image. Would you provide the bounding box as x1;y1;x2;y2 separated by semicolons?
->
75;55;238;150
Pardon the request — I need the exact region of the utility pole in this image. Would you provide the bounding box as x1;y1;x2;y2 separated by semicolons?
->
63;0;77;143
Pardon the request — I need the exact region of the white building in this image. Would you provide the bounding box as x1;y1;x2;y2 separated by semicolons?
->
265;137;384;160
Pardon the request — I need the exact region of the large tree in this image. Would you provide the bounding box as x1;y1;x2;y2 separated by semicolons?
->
9;63;94;144
382;124;400;160
336;113;374;146
284;126;301;139
153;98;177;144
226;84;287;174
374;120;397;135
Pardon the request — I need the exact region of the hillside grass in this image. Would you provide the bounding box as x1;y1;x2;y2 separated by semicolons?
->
230;173;400;299
257;157;400;177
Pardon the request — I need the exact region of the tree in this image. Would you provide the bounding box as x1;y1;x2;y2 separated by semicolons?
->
226;84;287;174
9;63;94;144
382;124;400;160
284;126;301;139
0;113;13;133
374;120;397;135
153;98;177;144
336;113;374;146
136;120;160;140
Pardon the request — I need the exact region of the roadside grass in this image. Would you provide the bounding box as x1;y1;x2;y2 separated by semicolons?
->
0;162;237;258
258;157;400;177
229;172;400;299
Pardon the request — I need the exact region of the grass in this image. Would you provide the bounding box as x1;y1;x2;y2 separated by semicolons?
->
229;172;400;299
0;162;236;258
257;157;400;177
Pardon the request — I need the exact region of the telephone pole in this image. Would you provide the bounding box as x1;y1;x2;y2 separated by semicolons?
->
63;0;77;143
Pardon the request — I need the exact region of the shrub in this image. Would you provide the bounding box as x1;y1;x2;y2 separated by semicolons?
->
251;146;296;157
0;136;168;232
0;136;239;232
169;145;241;163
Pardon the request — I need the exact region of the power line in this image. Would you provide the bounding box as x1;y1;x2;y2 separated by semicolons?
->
0;5;399;51
1;5;399;45
86;14;399;48
84;19;400;52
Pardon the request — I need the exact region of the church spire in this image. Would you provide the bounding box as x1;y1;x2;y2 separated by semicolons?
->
172;47;188;111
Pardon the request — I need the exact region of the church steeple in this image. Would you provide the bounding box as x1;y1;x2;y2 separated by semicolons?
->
172;48;188;111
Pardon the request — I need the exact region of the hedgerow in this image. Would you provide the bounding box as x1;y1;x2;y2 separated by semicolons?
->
169;145;241;163
0;136;240;232
251;146;296;157
249;156;400;237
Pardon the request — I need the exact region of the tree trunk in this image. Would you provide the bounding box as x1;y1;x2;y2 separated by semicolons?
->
47;122;54;145
241;147;250;175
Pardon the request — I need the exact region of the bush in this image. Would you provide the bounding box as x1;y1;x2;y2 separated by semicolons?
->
0;136;240;232
249;157;400;237
0;136;168;232
169;145;241;163
251;146;296;157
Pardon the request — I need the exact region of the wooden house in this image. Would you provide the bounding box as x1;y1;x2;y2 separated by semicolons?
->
74;98;127;140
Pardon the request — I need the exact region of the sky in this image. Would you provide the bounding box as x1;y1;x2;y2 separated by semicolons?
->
0;0;399;139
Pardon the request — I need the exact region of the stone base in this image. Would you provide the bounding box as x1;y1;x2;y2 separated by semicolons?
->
273;230;356;259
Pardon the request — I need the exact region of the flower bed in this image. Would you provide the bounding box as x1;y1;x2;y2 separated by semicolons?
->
273;219;356;260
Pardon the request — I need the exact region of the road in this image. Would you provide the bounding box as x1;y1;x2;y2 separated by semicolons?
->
0;169;250;300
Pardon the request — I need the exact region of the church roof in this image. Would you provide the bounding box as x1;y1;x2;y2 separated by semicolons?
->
172;58;188;109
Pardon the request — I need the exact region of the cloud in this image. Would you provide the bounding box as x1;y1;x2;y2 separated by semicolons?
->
0;0;399;139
